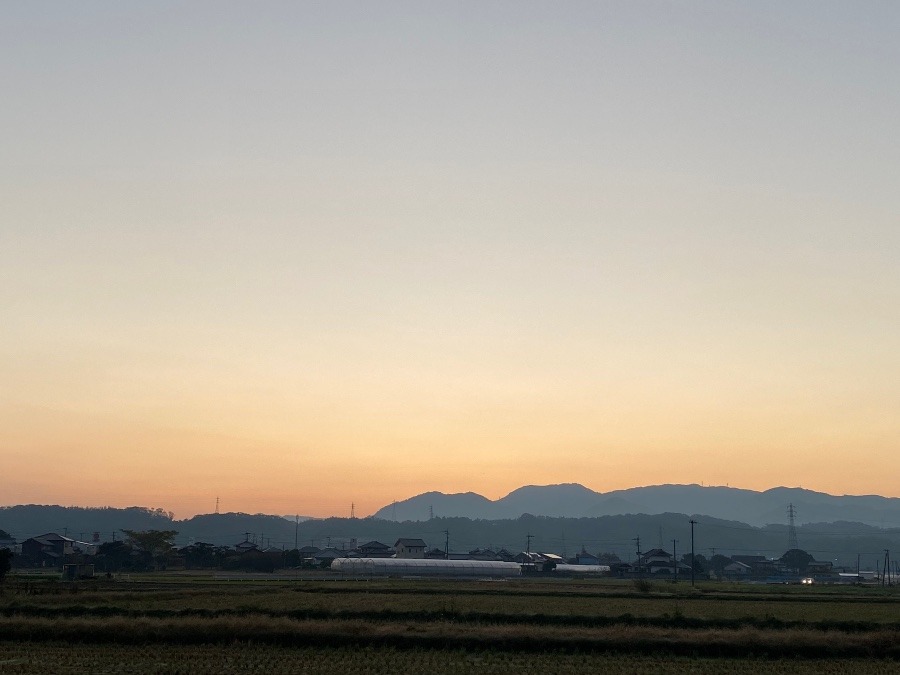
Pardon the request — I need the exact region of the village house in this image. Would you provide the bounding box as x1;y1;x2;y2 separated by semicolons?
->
21;533;76;567
723;560;752;578
394;538;427;559
636;548;676;575
731;555;778;577
571;548;600;565
356;540;393;557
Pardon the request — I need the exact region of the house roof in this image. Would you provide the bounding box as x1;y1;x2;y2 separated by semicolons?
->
724;561;751;570
359;540;390;550
313;548;345;559
642;548;671;558
32;532;75;545
395;538;427;548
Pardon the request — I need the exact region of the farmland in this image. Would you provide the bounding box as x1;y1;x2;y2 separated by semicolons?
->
1;574;898;673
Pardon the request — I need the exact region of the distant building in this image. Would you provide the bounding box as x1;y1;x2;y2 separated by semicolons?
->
723;561;752;578
516;552;564;573
357;541;393;557
313;548;346;565
234;540;260;554
394;538;427;559
637;548;676;575
466;548;502;561
21;533;75;567
730;555;777;577
806;560;834;574
297;545;320;565
572;549;600;566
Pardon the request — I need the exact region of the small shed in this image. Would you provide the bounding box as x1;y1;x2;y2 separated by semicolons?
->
62;564;95;580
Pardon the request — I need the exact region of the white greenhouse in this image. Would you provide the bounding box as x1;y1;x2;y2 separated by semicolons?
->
331;557;522;578
553;564;611;576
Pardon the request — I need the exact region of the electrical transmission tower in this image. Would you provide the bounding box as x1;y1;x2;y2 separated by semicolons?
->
787;503;799;550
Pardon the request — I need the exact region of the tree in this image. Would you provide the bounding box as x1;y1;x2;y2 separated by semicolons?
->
780;549;814;574
682;553;707;574
97;540;132;572
182;543;229;569
122;530;178;570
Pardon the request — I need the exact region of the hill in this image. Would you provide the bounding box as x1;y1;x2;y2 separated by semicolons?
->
3;504;900;568
372;483;900;528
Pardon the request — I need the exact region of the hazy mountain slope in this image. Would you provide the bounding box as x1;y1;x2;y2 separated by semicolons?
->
373;484;900;527
371;491;494;521
495;484;603;518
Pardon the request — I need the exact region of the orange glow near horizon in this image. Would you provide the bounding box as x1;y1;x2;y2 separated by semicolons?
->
3;384;898;519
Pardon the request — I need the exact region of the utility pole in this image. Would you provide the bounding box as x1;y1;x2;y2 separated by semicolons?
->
634;537;642;578
690;519;697;587
444;530;449;560
673;539;679;583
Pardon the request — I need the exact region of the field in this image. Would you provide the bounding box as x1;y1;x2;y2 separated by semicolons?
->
1;574;899;673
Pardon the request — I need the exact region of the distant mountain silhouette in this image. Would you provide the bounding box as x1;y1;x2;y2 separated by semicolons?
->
372;483;900;528
3;501;900;567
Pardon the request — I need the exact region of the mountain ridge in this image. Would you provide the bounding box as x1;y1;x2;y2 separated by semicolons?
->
371;483;900;528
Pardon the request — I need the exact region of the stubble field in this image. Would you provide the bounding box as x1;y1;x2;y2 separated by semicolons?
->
1;574;898;673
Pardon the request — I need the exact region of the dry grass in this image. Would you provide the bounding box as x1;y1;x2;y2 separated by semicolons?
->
0;614;898;659
0;642;895;675
1;577;899;665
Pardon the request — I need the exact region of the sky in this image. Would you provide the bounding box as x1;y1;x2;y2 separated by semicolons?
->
2;2;899;519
